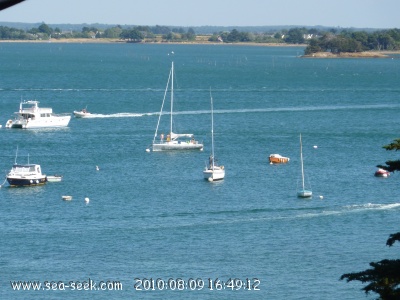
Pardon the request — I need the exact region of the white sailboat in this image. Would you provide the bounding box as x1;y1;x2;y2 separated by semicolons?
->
150;61;203;152
203;90;225;182
297;134;312;198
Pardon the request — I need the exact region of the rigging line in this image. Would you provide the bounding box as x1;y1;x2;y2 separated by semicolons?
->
152;67;172;145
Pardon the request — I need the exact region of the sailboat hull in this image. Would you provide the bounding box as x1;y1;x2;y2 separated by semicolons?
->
203;167;225;181
153;142;203;151
297;190;312;198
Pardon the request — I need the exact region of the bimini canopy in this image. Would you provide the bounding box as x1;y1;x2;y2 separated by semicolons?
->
170;132;194;140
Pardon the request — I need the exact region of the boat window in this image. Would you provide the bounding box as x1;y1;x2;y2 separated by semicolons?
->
13;166;30;173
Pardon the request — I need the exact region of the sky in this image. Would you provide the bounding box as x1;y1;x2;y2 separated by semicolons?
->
0;0;399;29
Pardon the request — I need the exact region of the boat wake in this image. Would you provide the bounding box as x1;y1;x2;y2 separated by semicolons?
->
78;112;159;118
72;103;400;120
140;202;400;230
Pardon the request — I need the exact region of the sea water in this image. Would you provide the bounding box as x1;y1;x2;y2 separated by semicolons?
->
0;42;399;299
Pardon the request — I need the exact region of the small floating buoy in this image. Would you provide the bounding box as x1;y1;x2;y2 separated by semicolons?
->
146;148;150;152
319;195;324;199
96;166;99;171
85;197;90;203
313;145;318;149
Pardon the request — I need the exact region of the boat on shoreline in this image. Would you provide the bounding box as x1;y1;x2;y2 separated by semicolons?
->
6;100;71;129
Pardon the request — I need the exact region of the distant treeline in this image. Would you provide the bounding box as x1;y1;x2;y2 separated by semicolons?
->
304;28;400;54
0;23;399;53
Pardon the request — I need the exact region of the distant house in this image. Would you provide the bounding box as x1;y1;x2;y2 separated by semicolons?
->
303;34;318;39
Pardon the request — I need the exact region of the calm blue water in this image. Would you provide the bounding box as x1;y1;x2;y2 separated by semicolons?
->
0;43;399;299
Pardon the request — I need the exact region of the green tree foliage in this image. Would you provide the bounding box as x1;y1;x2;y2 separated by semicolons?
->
340;232;400;299
120;28;144;42
0;26;30;39
284;27;306;44
103;26;122;38
304;39;322;55
2;23;400;48
377;139;400;172
304;28;400;54
38;23;52;36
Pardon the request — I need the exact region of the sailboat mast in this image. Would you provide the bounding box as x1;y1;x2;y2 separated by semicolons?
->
210;90;215;170
300;134;305;189
170;61;174;135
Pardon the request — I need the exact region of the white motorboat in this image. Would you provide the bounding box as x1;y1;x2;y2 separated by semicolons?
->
6;100;71;129
46;175;63;182
73;108;92;118
203;90;225;182
150;61;203;152
7;163;47;187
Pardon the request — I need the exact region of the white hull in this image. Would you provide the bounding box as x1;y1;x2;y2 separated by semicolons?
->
9;116;71;128
297;190;312;198
73;111;92;118
153;141;203;151
7;100;71;129
203;167;225;181
46;175;63;182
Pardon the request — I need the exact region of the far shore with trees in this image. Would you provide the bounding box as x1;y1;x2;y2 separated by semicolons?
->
0;23;399;57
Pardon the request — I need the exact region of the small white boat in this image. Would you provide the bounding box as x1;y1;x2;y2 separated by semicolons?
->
46;175;63;182
203;90;225;182
73;108;92;118
62;195;72;201
6;100;71;129
150;61;203;152
7;163;47;187
374;168;390;177
297;134;312;198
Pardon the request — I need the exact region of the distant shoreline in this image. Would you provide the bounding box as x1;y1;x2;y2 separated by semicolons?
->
0;38;305;47
2;39;398;58
301;51;399;58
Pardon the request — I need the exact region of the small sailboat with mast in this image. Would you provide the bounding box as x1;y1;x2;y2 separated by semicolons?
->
297;133;312;198
149;59;203;152
203;89;225;182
